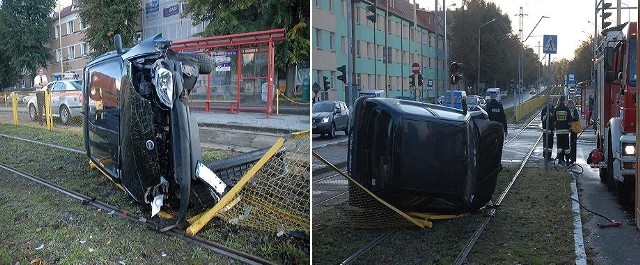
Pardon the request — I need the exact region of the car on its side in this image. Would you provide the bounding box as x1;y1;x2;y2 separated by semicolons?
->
348;97;504;214
27;79;83;125
82;33;219;228
312;100;351;138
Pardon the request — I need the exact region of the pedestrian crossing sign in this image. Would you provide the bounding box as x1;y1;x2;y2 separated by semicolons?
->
543;35;557;54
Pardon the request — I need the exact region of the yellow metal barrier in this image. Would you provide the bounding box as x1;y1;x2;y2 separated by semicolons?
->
187;137;287;235
11;92;18;125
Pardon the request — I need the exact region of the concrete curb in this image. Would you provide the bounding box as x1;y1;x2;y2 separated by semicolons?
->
198;122;300;135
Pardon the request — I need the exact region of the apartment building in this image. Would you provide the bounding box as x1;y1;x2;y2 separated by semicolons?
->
46;5;90;81
312;0;446;102
141;0;206;41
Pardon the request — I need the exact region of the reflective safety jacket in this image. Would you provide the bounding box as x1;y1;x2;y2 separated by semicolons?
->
541;105;555;131
554;103;570;134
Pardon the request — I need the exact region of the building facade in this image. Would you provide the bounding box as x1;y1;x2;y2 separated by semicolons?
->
46;5;91;83
141;0;206;41
312;0;446;103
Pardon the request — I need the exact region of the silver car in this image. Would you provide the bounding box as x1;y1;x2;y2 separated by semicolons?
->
28;80;83;125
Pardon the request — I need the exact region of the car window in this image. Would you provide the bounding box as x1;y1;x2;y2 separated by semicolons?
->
69;80;82;90
53;82;65;91
313;102;335;113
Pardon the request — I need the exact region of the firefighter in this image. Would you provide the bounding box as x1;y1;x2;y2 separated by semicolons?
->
541;103;555;162
554;96;571;165
485;91;507;137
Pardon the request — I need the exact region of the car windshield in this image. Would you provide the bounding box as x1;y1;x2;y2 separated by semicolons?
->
313;102;335;113
467;97;478;105
68;80;82;90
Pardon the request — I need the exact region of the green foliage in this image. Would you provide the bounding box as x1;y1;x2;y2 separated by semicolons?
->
185;0;310;72
448;0;543;93
75;0;140;56
0;0;55;87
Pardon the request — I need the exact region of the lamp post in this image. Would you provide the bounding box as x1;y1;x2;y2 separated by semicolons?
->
476;18;495;95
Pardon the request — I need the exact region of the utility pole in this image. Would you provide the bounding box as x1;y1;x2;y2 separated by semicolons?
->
385;0;389;96
434;0;439;101
518;7;525;104
413;0;418;100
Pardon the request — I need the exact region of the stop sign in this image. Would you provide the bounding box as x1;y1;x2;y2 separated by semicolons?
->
412;63;420;74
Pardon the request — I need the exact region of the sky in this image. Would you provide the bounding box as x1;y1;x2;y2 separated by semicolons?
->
417;0;638;61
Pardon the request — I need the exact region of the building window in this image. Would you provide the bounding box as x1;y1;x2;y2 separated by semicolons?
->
315;28;322;49
67;21;74;34
367;42;373;59
55;49;61;62
315;0;319;8
55;25;60;38
329;32;335;51
81;42;89;56
356;40;361;57
67;46;75;60
329;0;334;12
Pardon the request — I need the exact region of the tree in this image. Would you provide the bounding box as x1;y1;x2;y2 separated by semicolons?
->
0;0;55;87
75;0;140;56
448;0;516;94
185;0;310;95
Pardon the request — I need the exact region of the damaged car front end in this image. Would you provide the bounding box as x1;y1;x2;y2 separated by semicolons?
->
83;34;224;229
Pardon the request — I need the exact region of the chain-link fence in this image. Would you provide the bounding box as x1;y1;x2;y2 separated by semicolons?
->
188;131;310;235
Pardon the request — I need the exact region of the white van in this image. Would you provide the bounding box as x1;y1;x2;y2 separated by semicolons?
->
485;88;501;101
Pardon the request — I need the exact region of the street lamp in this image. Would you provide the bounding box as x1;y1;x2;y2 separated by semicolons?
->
476;18;495;95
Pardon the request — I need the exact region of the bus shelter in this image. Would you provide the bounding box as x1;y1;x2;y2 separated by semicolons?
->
171;29;286;117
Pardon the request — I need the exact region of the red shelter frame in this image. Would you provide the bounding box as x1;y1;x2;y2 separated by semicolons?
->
172;29;286;117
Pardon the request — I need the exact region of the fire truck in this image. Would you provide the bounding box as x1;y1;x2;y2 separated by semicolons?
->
593;22;637;205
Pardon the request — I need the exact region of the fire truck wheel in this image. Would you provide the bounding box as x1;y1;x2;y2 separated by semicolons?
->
598;168;607;183
615;178;633;206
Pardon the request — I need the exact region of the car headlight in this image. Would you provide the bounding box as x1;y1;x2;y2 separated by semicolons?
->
622;143;635;156
321;117;329;123
153;65;174;108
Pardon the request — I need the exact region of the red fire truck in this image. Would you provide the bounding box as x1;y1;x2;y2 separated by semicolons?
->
593;22;637;205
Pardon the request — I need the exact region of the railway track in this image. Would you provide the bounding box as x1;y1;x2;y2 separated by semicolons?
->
0;131;279;264
313;113;546;264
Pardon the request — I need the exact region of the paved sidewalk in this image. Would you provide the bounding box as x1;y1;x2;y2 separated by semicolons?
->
192;110;310;134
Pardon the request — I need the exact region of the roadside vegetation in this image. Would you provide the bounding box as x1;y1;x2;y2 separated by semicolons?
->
0;123;308;264
313;165;575;264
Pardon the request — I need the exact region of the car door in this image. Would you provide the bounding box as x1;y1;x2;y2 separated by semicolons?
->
50;81;65;110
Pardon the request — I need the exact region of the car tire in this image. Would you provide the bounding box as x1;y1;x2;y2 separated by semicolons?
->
606;137;616;192
185;53;214;74
28;104;37;121
329;123;336;138
60;105;71;125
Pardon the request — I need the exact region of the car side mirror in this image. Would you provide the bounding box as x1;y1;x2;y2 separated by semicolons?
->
114;34;123;54
461;98;468;115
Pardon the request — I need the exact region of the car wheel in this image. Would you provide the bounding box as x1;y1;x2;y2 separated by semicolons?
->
28;104;37;121
60;105;71;125
329;123;336;138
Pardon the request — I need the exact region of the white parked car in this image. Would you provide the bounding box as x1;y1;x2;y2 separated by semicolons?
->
28;80;83;125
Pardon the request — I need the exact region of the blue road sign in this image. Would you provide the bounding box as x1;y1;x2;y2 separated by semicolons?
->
543;35;557;54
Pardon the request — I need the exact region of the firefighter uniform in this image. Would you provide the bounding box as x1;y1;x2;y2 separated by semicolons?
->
485;96;508;135
541;104;555;161
554;97;571;164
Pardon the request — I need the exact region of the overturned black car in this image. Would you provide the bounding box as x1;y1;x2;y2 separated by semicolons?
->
82;34;226;228
348;97;504;214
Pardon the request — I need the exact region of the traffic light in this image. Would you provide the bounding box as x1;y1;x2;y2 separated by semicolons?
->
323;76;330;91
409;74;416;86
366;5;376;23
449;62;464;85
417;74;424;86
337;65;347;84
602;2;612;29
